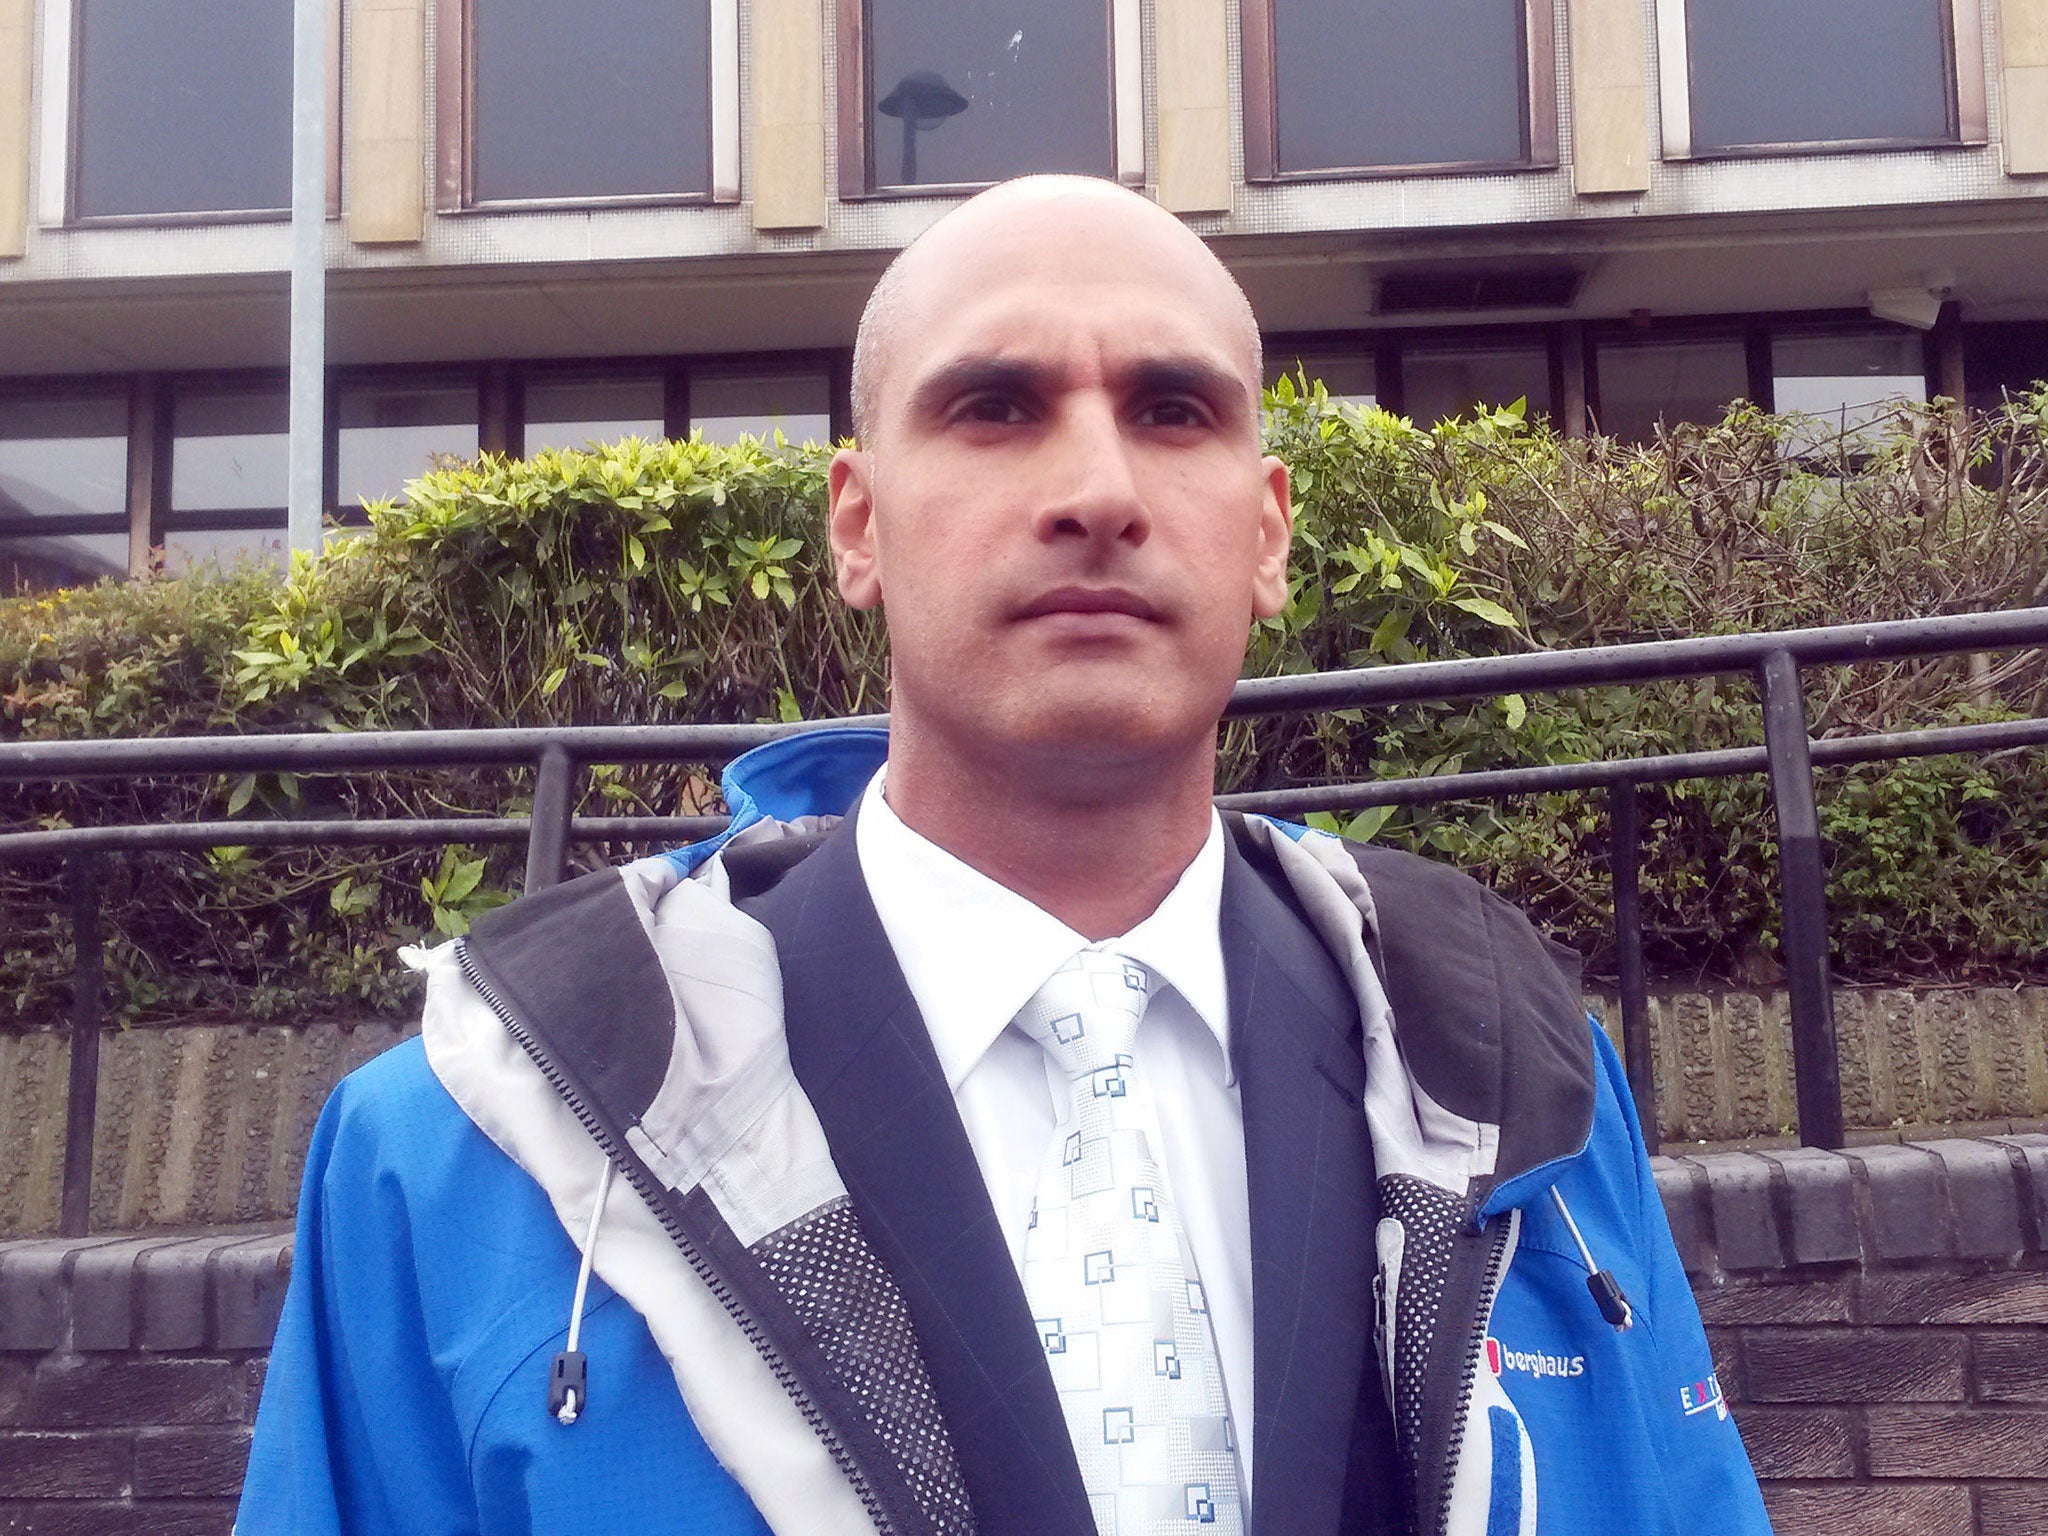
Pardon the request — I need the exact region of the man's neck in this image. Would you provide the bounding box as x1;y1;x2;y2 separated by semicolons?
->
880;733;1217;942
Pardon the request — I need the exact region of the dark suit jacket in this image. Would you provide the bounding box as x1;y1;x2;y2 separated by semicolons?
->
737;816;1407;1536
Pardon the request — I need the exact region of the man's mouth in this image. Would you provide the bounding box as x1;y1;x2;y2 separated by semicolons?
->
1014;586;1162;622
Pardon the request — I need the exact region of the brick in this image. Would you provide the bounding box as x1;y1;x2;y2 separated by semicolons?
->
1843;1144;1950;1260
1728;1404;1856;1477
1692;1152;1783;1272
1705;1329;1744;1401
1989;1133;2048;1250
1865;1407;2048;1477
1744;1328;1966;1403
132;1427;251;1498
1652;1157;1713;1274
1763;1148;1861;1264
1974;1330;2048;1403
0;1244;74;1352
1914;1139;2026;1258
137;1241;210;1353
69;1238;197;1353
209;1236;291;1351
1979;1482;2048;1536
1761;1483;1971;1536
0;1501;235;1535
1696;1276;1854;1326
1858;1269;2048;1325
0;1432;131;1499
21;1358;249;1430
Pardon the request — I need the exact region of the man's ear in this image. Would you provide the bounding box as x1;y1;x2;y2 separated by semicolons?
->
1250;453;1293;620
828;448;883;610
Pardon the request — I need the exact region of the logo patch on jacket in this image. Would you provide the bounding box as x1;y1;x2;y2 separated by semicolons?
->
1680;1372;1729;1420
1485;1336;1586;1381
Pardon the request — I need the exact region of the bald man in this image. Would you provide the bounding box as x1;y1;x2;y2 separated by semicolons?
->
239;178;1768;1536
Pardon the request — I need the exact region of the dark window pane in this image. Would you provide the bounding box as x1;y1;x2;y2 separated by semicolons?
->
0;533;129;594
1273;0;1527;171
867;0;1113;187
160;526;289;576
73;0;291;217
1403;342;1550;424
472;0;712;200
1685;0;1952;151
1268;352;1378;408
692;372;831;446
172;387;289;512
336;384;479;508
1593;337;1749;442
0;395;128;519
524;377;666;453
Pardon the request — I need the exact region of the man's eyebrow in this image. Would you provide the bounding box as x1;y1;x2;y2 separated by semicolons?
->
1122;357;1253;413
904;357;1052;419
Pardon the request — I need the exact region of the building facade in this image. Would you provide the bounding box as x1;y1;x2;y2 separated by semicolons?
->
2;0;2047;591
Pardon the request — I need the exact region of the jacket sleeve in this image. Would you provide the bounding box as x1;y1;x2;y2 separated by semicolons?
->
236;1050;482;1536
1591;1024;1774;1535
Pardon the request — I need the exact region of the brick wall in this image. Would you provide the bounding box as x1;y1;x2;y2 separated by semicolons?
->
1;1136;2044;1534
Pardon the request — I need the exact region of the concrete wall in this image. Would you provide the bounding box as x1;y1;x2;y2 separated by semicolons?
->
1;1137;2043;1534
1;988;2044;1237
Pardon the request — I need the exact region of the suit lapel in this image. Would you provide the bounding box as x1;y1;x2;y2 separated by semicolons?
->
740;818;1097;1536
1223;835;1380;1536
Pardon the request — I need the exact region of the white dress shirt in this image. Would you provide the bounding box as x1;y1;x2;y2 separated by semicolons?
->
854;768;1255;1492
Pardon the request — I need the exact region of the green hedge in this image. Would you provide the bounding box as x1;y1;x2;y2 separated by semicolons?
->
5;389;2047;1026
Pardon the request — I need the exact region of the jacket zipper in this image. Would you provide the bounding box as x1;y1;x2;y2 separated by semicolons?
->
455;939;899;1536
1430;1211;1514;1536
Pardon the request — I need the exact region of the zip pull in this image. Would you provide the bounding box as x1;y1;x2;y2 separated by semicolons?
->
550;1160;616;1424
1548;1187;1634;1331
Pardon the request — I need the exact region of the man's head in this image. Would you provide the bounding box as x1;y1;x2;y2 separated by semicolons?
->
828;175;1291;798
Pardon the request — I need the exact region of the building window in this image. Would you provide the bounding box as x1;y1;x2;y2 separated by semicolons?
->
1772;331;1928;442
0;393;130;593
843;0;1124;194
336;382;480;513
690;372;833;446
1268;351;1380;410
1401;340;1553;425
522;375;668;456
1590;335;1751;442
162;385;290;575
66;0;293;219
1245;0;1557;178
1657;0;1986;157
440;0;737;206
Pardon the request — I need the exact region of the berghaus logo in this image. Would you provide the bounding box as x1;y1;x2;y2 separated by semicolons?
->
1485;1337;1586;1380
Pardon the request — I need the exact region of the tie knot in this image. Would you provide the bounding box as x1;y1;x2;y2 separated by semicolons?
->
1014;948;1156;1078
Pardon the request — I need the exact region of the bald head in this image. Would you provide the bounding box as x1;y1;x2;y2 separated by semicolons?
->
850;176;1262;445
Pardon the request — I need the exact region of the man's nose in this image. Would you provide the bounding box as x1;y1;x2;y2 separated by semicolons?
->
1030;398;1150;548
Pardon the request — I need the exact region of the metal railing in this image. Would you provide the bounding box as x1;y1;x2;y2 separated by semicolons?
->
5;605;2047;1235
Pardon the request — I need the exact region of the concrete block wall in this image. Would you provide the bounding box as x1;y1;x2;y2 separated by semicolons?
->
1;1138;2044;1533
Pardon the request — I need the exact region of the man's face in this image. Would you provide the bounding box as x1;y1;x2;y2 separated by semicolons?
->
829;189;1292;784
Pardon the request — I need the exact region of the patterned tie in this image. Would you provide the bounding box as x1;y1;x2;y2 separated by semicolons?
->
1015;949;1245;1535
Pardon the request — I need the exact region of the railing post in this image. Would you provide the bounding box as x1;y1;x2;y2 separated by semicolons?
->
1609;781;1658;1155
1758;650;1845;1149
524;743;578;893
60;852;104;1238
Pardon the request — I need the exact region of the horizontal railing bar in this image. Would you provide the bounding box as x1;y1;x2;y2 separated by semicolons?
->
8;718;2041;858
3;611;2043;784
1217;715;2048;813
0;815;729;858
0;715;887;782
1221;607;2048;718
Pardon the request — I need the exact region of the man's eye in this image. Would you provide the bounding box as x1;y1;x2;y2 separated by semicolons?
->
1136;399;1208;429
956;395;1031;425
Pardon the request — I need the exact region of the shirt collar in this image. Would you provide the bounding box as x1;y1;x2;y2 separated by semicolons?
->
852;767;1231;1092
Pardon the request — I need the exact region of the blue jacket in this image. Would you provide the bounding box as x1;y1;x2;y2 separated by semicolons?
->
240;729;1770;1536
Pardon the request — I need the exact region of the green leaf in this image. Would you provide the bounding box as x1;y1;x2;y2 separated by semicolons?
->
226;774;256;816
1449;595;1519;629
1502;693;1527;730
1369;607;1412;656
541;665;569;696
439;857;486;905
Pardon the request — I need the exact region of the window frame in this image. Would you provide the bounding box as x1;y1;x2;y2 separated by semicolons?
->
432;0;741;212
834;0;1142;200
1654;0;1988;160
1241;0;1560;183
40;0;341;228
